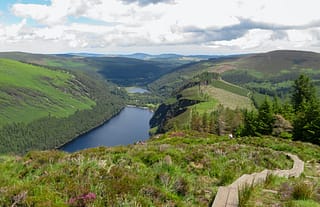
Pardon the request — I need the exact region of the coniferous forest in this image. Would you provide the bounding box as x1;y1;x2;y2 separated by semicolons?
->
0;72;126;154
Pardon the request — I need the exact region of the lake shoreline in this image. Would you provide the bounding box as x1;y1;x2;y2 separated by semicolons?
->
56;107;125;150
59;105;153;152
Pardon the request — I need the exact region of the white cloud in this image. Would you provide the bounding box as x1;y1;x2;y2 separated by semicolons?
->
2;0;320;54
0;19;27;42
213;29;273;49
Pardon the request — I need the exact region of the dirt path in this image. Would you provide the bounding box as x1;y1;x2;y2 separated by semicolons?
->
212;153;304;207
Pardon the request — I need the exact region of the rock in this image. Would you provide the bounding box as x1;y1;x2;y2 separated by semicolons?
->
272;114;293;137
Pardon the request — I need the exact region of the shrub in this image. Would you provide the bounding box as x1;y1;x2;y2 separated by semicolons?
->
68;192;96;207
264;173;276;187
292;181;313;200
173;177;189;196
238;183;254;207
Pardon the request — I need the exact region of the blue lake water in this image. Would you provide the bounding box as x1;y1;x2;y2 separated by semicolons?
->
60;106;153;152
126;87;150;93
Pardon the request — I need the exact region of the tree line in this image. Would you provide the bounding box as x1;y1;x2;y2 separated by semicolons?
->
190;74;320;145
0;72;126;154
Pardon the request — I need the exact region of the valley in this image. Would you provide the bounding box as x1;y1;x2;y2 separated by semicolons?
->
2;1;320;206
0;50;320;206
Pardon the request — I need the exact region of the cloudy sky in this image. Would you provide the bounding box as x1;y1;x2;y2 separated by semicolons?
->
1;0;320;54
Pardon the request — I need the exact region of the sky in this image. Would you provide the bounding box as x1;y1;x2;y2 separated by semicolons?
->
1;0;320;54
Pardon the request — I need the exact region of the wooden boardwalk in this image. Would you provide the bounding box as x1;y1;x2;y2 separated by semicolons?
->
212;153;304;207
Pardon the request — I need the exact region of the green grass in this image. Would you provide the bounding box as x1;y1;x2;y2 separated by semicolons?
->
232;136;320;206
179;86;204;101
238;183;255;207
0;58;95;126
245;171;320;206
0;132;309;207
179;83;252;113
288;200;320;207
159;83;253;132
192;99;218;114
211;80;251;97
45;59;89;70
201;85;254;110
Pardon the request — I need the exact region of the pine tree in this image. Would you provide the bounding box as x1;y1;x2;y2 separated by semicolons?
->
257;97;274;135
202;112;209;132
191;109;201;131
291;74;316;112
291;74;320;144
241;110;258;136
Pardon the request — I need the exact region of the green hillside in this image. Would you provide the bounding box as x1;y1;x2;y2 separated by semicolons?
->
149;50;320;99
0;58;95;126
0;58;126;154
0;132;319;206
148;61;216;97
219;50;320;97
0;52;180;87
148;56;244;98
166;83;254;130
150;74;256;133
235;50;320;73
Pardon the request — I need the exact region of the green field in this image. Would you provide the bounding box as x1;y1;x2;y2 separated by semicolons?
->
0;58;95;126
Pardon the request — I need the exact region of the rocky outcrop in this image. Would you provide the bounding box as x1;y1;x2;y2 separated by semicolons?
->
150;99;201;133
272;114;293;137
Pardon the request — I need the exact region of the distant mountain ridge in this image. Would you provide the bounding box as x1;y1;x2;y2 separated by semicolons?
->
234;50;320;73
108;53;221;61
149;50;320;98
57;52;221;61
0;52;181;86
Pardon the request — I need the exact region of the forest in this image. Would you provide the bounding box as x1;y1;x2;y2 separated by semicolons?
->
188;74;320;145
0;72;126;154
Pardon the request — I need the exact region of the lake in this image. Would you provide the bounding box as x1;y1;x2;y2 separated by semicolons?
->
126;87;150;94
60;106;153;152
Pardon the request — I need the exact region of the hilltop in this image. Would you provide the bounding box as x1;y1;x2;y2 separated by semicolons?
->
234;50;320;73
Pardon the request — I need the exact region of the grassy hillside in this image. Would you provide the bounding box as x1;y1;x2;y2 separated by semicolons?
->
219;50;320;97
149;50;320;99
165;83;253;130
235;50;320;73
0;58;95;126
148;56;251;98
0;132;319;206
200;85;253;110
150;76;256;133
0;52;180;86
0;58;126;154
